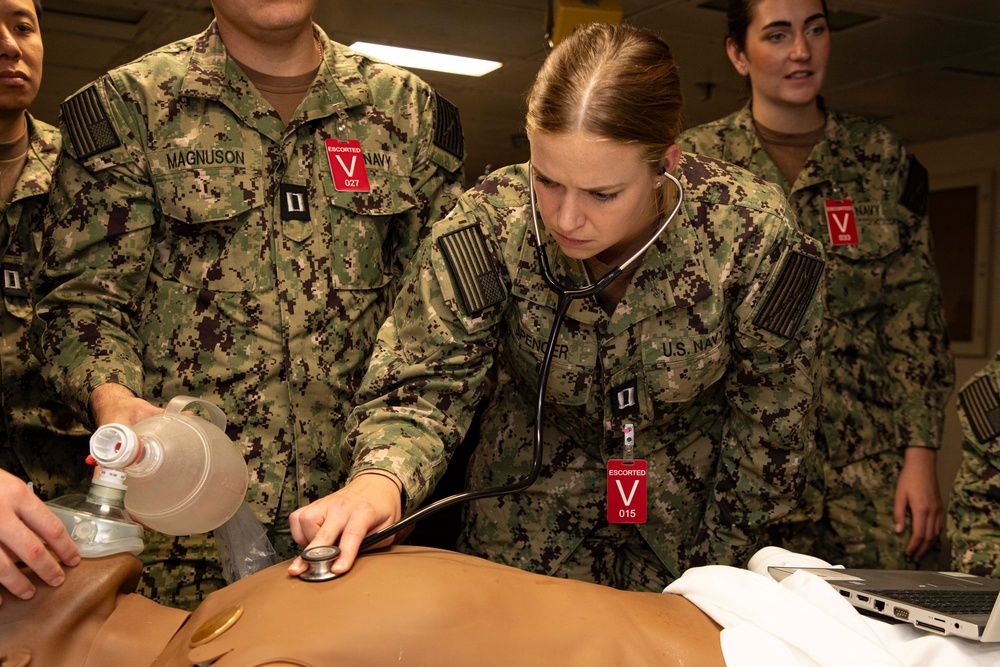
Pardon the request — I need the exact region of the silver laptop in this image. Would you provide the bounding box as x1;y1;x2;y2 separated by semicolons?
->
768;567;1000;642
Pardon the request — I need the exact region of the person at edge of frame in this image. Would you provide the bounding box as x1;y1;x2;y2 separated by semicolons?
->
0;0;92;605
678;0;954;569
948;349;1000;579
31;0;465;610
286;21;827;591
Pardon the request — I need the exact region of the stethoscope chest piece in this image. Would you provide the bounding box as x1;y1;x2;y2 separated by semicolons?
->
298;545;342;582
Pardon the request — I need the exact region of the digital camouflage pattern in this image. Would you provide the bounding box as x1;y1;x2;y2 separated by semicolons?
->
346;153;825;587
0;115;90;502
949;350;1000;578
36;23;464;609
680;105;954;568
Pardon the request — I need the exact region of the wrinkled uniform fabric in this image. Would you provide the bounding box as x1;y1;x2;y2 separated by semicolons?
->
948;350;1000;578
347;155;825;588
36;22;464;608
0;114;90;501
681;106;954;568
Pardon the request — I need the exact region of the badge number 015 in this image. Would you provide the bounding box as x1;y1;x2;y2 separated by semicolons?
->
607;459;647;524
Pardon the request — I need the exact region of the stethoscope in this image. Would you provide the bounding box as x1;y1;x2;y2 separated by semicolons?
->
352;163;685;554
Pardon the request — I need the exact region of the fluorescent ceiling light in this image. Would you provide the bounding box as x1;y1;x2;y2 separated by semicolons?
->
349;41;502;77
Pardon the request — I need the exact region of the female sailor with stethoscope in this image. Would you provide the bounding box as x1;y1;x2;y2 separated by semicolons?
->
288;22;828;591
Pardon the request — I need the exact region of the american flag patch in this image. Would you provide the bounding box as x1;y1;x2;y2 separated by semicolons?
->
61;85;121;159
754;250;824;339
438;224;506;316
433;94;464;159
959;374;1000;444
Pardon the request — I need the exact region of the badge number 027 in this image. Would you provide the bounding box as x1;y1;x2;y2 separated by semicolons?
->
607;459;647;523
325;138;371;192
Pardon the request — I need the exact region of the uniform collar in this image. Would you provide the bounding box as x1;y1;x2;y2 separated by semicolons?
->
8;113;60;203
179;22;372;138
725;102;860;194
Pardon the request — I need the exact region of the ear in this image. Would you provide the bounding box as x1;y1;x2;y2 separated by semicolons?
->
659;144;682;177
726;38;749;76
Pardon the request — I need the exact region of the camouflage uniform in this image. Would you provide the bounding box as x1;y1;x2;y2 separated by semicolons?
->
36;22;464;609
680;106;954;568
347;154;825;590
0;115;90;502
948;350;1000;578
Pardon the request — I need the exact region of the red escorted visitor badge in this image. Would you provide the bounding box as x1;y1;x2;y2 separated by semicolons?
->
607;459;647;524
824;199;859;245
325;138;371;192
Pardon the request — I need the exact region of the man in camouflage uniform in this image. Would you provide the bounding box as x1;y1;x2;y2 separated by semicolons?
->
291;152;825;589
0;0;90;506
680;106;954;569
0;0;91;607
34;0;464;609
949;350;1000;578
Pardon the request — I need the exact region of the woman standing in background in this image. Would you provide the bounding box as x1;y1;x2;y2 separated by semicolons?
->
680;0;954;568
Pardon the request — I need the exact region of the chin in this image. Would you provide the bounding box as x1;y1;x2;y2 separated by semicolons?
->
555;241;595;258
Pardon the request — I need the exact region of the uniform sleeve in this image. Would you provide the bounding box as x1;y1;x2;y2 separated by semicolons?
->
346;199;504;510
880;146;955;450
947;357;1000;577
949;435;1000;578
694;214;826;567
386;88;465;287
34;78;155;426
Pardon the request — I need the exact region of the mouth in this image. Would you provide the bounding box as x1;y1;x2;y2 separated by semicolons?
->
786;71;813;80
551;230;588;247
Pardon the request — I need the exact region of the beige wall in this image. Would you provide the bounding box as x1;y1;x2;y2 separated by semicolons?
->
912;131;1000;507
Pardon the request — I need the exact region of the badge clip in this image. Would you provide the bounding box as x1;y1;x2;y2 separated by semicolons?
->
623;422;635;464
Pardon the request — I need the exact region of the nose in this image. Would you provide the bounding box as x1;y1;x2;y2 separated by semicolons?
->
554;192;587;234
0;28;21;59
790;33;811;61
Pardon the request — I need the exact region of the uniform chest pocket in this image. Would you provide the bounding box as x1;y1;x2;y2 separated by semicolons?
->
151;164;264;293
504;314;595;408
320;168;416;289
642;326;730;414
825;203;901;262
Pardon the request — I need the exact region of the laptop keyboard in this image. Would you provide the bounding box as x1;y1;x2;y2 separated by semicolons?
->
869;589;998;615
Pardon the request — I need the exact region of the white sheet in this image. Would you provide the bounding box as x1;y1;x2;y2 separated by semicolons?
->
663;548;1000;667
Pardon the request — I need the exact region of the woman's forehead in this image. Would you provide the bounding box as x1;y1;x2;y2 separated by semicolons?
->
530;131;650;183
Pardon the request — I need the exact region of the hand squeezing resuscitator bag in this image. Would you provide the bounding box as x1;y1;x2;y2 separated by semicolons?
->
87;396;249;535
